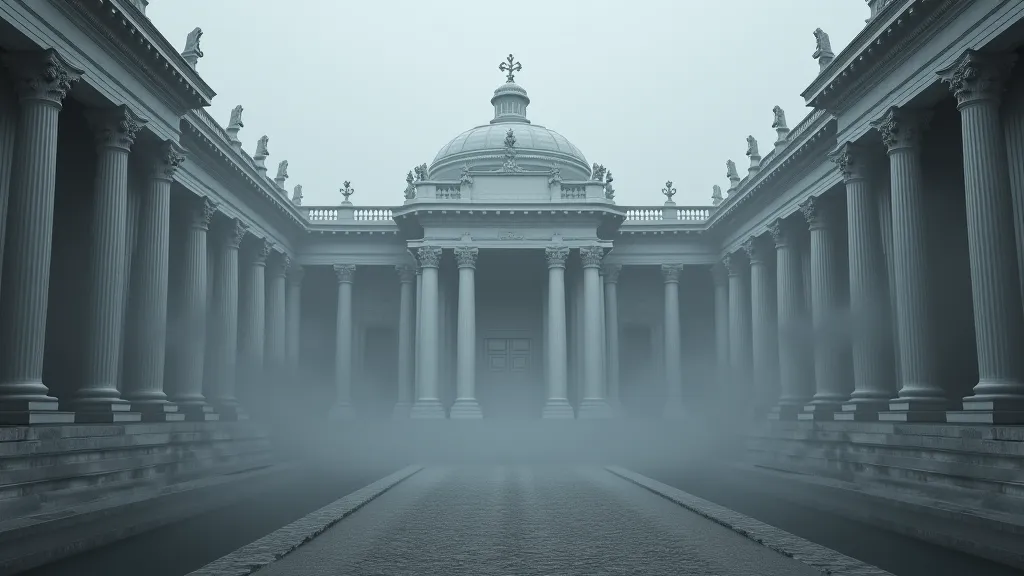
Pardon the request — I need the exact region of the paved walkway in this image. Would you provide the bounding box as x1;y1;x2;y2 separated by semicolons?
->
252;466;830;576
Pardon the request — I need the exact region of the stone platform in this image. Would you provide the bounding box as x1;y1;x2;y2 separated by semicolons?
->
0;421;283;575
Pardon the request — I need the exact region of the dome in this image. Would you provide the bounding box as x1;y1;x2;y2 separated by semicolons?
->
428;72;591;181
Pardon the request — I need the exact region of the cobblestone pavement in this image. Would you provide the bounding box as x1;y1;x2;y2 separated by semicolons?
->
255;466;825;576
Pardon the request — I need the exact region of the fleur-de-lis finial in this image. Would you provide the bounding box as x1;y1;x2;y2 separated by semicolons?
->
662;180;677;199
499;54;522;83
340;180;355;203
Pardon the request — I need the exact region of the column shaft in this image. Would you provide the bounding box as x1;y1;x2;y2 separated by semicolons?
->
239;240;269;411
1005;72;1024;308
330;264;356;419
543;246;573;418
662;264;684;418
724;253;751;410
603;265;622;408
712;265;730;390
286;266;304;379
208;220;246;419
579;246;611;418
876;181;902;392
0;50;82;423
745;236;779;416
393;265;416;417
0;74;17;304
452;246;481;418
770;219;812;418
411;247;445;418
265;255;288;371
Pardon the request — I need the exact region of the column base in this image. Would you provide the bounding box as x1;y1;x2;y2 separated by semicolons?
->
211;402;249;421
177;404;220;422
132;403;186;422
833;400;888;421
70;401;142;424
578;398;613;419
796;403;840;421
541;398;575;419
391;401;413;419
0;400;74;424
946;398;1024;424
449;399;483;419
409;399;446;419
328;402;357;421
878;399;950;422
767;404;805;421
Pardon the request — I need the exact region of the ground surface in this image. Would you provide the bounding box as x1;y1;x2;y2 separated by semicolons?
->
254;466;826;576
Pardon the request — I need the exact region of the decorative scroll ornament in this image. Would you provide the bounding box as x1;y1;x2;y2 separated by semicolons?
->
3;49;84;103
460;165;474;186
745;135;760;158
501;129;522;172
291;184;303;205
340;181;355;203
661;180;677;201
799;195;826;229
545;245;570;268
741;236;769;265
454;246;479;268
499;54;522;83
661;264;684;283
417;246;442;268
721;252;743;276
579;245;604;268
333;263;356;283
404;171;416;200
829;142;868;182
771;106;788;130
228;219;247;248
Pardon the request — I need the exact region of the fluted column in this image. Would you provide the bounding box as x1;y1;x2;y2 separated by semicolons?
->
330;264;356;420
871;106;945;419
543;246;573;418
833;143;895;417
265;252;288;386
579;246;611;418
393;265;416;418
412;246;445;418
238;238;270;411
744;235;779;417
0;73;17;296
711;264;729;390
1004;69;1024;308
769;218;812;419
939;51;1024;422
603;264;622;409
286;264;303;382
450;246;482;418
170;196;217;420
877;181;902;393
122;141;185;421
723;252;751;412
70;106;147;421
799;195;850;417
0;50;82;423
414;264;422;408
661;264;685;418
208;219;247;419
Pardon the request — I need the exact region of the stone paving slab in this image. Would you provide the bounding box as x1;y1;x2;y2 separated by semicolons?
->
239;465;864;576
185;465;422;576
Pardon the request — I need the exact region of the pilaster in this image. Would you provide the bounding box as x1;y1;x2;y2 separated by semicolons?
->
393;264;416;418
330;263;357;420
543;245;573;418
411;246;445;418
661;263;685;419
0;50;83;424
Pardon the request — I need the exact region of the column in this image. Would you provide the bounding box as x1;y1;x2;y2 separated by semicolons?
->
393;264;416;418
543;245;573;418
122;141;185;421
0;50;82;424
451;246;482;418
799;195;850;418
744;235;779;417
723;252;751;412
208;219;247;419
870;106;945;419
71;106;147;422
769;218;812;419
286;264;304;382
1004;69;1024;308
238;238;270;411
661;264;685;418
711;264;730;391
411;246;445;418
330;264;356;420
265;252;288;385
603;264;622;409
414;264;422;409
834;142;896;418
579;245;611;418
0;73;15;292
598;271;607;400
939;51;1024;422
876;179;902;393
170;196;217;420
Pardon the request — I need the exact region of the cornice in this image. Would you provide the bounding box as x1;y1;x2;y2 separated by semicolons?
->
53;0;213;112
802;0;967;112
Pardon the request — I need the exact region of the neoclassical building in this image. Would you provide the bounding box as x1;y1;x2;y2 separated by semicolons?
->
1;0;1024;570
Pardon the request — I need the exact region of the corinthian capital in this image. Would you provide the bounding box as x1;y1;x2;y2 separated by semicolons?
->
454;246;479;269
829;142;870;182
722;252;746;277
937;49;1017;108
545;245;569;269
416;246;442;269
87;105;148;151
226;218;247;248
871;106;932;153
190;196;217;230
799;195;834;231
333;264;356;283
742;235;773;265
602;264;622;284
151;140;187;181
2;49;83;105
253;239;273;264
661;264;684;283
579;246;604;269
395;264;416;283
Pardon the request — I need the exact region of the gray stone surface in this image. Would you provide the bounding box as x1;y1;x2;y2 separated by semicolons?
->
250;466;847;576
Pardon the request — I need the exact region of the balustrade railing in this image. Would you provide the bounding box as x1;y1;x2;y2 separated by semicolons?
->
623;206;711;222
303;206;395;223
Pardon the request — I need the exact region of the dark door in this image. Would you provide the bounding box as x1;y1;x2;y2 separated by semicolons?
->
481;337;535;419
359;327;398;418
620;324;656;417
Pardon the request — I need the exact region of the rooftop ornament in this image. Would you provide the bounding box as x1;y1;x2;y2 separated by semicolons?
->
499;54;522;83
662;180;677;203
340;181;355;204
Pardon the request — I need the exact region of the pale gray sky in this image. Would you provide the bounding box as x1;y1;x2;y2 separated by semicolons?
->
148;0;866;207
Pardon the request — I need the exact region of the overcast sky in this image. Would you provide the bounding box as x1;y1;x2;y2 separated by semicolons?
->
148;0;867;207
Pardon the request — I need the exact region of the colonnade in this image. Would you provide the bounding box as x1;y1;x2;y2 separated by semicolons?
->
723;48;1024;424
0;48;304;424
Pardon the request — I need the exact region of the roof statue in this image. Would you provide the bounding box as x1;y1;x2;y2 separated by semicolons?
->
460;164;474;186
275;160;288;181
771;106;788;130
813;28;835;71
662;180;677;201
404;171;416;200
712;184;723;206
181;27;203;68
547;167;562;187
291;184;303;206
746;135;760;158
499;54;522;83
340;181;355;204
591;163;607;182
726;159;739;180
414;163;429;181
255;135;269;158
604;171;615;200
501;128;522;172
228;105;244;129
